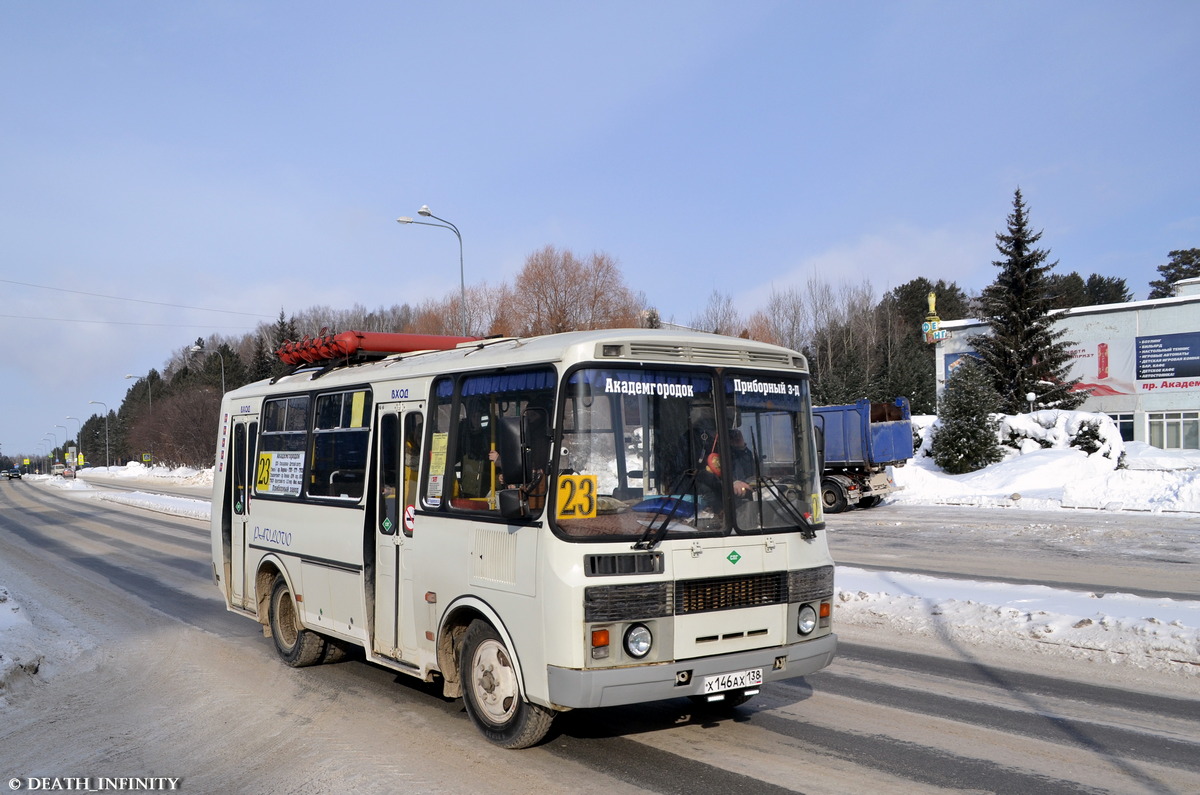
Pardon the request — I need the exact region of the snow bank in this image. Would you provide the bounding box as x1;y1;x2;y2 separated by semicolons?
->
836;568;1200;672
0;587;42;704
900;409;1200;513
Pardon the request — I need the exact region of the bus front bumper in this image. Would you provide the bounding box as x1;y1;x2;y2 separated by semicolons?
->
545;632;836;709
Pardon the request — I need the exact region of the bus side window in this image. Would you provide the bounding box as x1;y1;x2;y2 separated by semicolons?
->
309;390;372;500
422;377;455;509
402;413;423;532
379;413;399;534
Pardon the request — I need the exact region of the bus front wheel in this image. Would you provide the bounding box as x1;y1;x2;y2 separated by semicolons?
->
268;575;326;667
459;620;554;749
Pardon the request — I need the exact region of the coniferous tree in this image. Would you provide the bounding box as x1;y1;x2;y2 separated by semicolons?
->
1083;274;1132;305
1147;248;1200;299
247;335;274;383
268;309;299;379
1044;271;1087;309
971;189;1087;413
931;358;1003;474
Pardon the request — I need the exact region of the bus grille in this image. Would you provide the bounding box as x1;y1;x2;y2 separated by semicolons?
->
675;572;789;614
584;566;834;621
788;565;835;603
585;582;673;621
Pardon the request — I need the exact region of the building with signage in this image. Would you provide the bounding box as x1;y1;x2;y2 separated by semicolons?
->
933;278;1200;449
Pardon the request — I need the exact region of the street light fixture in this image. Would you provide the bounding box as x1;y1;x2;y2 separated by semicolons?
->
189;344;226;394
125;373;153;412
89;400;110;468
397;205;467;335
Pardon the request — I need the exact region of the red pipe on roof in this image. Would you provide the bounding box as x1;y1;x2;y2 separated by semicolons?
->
276;330;480;366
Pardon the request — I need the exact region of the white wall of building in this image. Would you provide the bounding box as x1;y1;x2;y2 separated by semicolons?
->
934;280;1200;449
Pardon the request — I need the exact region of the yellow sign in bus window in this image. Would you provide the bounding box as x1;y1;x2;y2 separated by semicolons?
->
556;474;598;519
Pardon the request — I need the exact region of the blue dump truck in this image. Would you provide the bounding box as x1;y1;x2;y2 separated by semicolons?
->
813;397;914;512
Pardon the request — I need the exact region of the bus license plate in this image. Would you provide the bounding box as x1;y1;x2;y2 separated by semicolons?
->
703;667;763;694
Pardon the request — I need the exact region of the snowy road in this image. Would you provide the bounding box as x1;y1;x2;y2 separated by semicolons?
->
2;478;1198;793
827;502;1200;599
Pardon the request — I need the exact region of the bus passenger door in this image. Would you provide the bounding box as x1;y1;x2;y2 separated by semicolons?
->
373;403;423;660
228;416;258;609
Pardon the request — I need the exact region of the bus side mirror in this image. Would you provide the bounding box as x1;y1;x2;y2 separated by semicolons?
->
497;408;551;521
813;417;825;474
497;417;524;486
498;487;525;519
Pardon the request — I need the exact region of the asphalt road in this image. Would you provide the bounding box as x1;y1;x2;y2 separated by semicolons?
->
2;478;1197;794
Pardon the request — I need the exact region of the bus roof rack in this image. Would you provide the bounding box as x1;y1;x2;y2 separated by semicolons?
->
275;330;481;369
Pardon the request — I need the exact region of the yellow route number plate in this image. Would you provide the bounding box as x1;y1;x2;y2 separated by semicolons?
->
556;474;598;519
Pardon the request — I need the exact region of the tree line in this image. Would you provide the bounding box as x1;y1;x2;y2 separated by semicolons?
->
29;201;1196;471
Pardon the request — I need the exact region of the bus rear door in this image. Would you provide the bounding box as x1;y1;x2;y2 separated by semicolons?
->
228;415;258;609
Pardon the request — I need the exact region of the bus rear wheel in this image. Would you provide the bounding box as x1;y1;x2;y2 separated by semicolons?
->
459;620;555;749
269;575;326;667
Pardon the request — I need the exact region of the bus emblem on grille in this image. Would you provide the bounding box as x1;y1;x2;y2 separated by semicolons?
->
727;550;741;564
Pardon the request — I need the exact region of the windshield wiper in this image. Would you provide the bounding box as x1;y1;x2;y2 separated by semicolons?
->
756;476;818;539
633;468;698;550
747;427;817;539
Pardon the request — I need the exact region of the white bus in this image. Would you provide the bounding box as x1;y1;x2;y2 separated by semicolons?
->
210;328;836;748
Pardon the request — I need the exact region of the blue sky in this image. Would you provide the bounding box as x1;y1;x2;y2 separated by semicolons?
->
2;1;1197;459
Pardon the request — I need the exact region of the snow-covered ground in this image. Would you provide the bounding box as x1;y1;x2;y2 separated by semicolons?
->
3;420;1200;699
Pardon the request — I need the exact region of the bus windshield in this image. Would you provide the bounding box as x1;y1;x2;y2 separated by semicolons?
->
555;367;821;542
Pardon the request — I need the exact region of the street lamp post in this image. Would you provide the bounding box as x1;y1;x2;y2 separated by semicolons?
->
56;425;69;467
189;344;226;394
397;205;467;335
66;416;82;467
89;400;110;469
44;433;57;469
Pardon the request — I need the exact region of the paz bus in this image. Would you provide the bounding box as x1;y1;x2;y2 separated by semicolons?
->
210;327;836;748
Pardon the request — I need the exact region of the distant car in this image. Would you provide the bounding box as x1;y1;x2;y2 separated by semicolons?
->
8;470;21;480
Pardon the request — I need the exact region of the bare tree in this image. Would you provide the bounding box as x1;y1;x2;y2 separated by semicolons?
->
691;289;743;335
507;245;641;336
749;285;807;351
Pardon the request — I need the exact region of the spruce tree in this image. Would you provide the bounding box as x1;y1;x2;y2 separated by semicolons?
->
247;336;274;383
931;358;1003;475
267;309;299;379
971;189;1087;414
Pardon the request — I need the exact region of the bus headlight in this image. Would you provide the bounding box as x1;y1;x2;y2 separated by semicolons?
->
624;624;653;658
797;604;818;636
